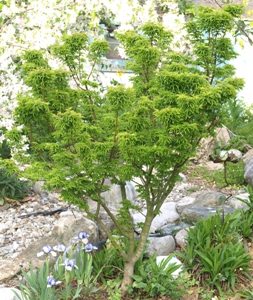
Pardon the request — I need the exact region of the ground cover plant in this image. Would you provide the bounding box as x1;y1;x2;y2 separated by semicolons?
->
3;3;246;293
178;210;252;297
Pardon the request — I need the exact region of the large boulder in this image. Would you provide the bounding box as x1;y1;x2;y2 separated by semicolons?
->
132;202;180;233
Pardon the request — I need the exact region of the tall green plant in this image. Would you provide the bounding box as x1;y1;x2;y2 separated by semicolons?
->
6;4;245;291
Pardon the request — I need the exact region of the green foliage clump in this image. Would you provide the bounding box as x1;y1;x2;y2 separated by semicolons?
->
130;254;185;298
178;212;252;296
0;168;30;204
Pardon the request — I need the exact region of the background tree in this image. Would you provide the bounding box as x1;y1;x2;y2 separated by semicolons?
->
5;4;244;292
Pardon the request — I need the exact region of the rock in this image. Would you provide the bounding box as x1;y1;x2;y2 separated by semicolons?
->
194;127;232;163
202;161;224;171
32;180;45;194
6;216;99;280
132;202;180;233
146;235;176;256
194;191;226;206
0;259;21;282
0;287;25;300
51;215;98;244
181;206;235;223
177;191;225;213
215;127;231;146
100;179;136;211
0;223;9;233
227;193;250;210
243;148;253;163
159;222;189;236
244;157;253;189
227;149;242;162
176;196;198;213
175;228;189;248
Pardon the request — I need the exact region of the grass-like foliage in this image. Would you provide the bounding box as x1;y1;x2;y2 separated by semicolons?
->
178;212;252;296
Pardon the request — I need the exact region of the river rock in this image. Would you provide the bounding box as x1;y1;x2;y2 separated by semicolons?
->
146;235;176;256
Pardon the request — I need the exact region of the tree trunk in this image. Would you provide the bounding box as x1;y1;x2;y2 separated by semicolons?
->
121;259;135;293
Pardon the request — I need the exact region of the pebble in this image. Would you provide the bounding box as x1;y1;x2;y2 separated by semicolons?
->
0;192;81;260
0;180;205;260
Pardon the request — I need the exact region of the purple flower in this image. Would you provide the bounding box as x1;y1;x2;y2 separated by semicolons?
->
83;243;98;252
77;231;89;244
53;244;66;253
47;276;61;288
60;258;78;271
37;245;57;257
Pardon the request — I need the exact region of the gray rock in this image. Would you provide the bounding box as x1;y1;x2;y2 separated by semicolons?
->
32;180;45;194
160;222;189;236
228;193;250;210
245;157;253;189
177;191;226;214
176;196;197;213
100;180;136;212
0;288;25;300
181;206;235;223
175;228;189;248
132;202;180;233
146;235;176;256
194;191;226;206
51;215;98;244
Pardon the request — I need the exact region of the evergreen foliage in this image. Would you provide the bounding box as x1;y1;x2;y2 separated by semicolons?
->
5;4;245;289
